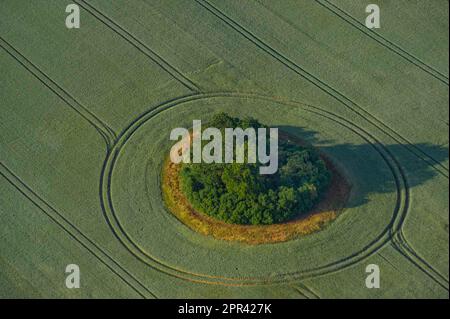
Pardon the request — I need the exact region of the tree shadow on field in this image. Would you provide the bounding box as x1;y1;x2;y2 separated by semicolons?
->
279;125;449;209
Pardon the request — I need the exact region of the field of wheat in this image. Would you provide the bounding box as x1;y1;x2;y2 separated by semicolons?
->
0;0;448;298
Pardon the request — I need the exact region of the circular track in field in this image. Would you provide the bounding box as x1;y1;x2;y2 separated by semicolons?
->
100;92;408;286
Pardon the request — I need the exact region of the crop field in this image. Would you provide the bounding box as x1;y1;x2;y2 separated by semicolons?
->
0;0;448;299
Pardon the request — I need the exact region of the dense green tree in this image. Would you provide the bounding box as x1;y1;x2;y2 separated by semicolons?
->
179;113;331;225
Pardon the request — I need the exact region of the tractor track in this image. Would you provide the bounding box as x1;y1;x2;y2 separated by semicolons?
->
0;36;116;151
1;0;446;293
392;230;449;291
0;162;157;299
194;0;448;179
74;0;200;93
316;0;449;85
315;100;447;291
99;92;412;286
292;283;321;299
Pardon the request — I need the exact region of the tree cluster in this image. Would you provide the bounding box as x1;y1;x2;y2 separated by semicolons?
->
179;113;331;225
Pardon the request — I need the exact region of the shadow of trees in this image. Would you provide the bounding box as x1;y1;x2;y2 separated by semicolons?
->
279;125;449;209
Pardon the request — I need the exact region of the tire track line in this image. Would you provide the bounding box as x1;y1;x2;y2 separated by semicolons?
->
0;162;157;299
0;36;117;151
392;230;449;291
99;92;408;285
291;283;320;299
290;285;309;299
315;97;449;291
316;0;449;85
387;152;449;291
74;0;200;92
101;92;445;291
383;143;449;291
194;0;448;179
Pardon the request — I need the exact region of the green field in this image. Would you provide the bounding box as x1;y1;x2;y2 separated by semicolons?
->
0;0;448;298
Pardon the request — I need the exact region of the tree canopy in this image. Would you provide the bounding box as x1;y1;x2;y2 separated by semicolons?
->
179;113;331;225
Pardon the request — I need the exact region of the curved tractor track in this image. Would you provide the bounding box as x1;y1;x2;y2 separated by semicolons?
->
392;230;449;291
97;92;439;288
194;0;448;179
